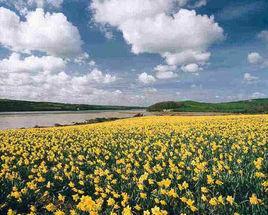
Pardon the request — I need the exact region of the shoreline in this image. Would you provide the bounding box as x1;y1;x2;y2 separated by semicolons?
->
32;116;135;129
0;109;145;116
0;111;254;131
18;112;233;130
0;111;146;130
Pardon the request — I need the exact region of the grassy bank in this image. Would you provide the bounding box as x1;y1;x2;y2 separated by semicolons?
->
0;99;143;112
148;99;268;114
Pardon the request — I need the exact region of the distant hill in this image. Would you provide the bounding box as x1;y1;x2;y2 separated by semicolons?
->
148;99;268;114
0;99;144;112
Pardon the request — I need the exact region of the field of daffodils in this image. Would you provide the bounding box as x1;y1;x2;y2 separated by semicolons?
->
0;115;267;214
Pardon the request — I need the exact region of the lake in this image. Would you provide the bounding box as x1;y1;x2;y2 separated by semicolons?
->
0;110;147;130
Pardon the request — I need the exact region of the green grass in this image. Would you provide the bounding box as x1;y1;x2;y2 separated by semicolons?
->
147;99;268;114
0;99;144;112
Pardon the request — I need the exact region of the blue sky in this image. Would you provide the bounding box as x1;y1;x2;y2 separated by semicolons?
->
0;0;267;106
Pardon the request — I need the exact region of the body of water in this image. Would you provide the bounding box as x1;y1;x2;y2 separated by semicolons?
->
0;110;147;130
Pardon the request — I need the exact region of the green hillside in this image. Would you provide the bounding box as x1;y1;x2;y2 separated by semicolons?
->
148;99;268;114
0;99;143;112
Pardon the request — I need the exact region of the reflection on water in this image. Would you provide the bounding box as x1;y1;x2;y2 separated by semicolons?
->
0;110;146;130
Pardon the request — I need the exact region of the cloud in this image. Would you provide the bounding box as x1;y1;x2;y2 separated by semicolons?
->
0;53;119;105
138;72;156;84
45;0;63;8
247;31;268;68
0;0;64;15
81;69;117;84
91;0;173;27
243;73;259;82
73;52;96;67
251;92;266;99
163;50;211;66
0;72;123;105
247;52;268;68
191;0;207;8
120;10;223;56
176;0;188;7
0;53;116;85
258;30;268;42
144;87;158;94
176;0;207;8
91;1;224;68
156;71;178;79
154;64;178;79
247;52;263;64
0;53;66;73
181;63;201;73
0;7;82;57
27;0;63;8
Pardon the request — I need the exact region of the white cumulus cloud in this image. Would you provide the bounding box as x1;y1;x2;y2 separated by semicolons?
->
154;64;178;79
176;0;207;8
0;7;82;57
144;87;158;93
181;63;201;73
247;52;268;68
80;69;117;84
192;0;207;8
0;0;64;15
163;50;211;66
138;72;156;84
120;10;223;56
258;30;268;42
91;0;173;27
91;1;224;69
0;55;118;105
27;0;63;8
247;52;263;64
243;73;259;82
251;92;265;99
156;71;178;79
0;53;66;73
